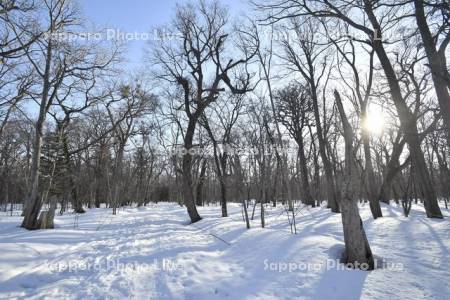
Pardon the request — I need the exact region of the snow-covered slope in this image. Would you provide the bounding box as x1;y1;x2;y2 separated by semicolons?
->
0;202;449;299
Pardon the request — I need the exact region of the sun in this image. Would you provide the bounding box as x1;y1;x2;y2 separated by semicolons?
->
362;105;385;136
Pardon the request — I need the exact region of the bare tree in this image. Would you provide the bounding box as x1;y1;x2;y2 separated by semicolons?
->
0;0;39;60
107;83;157;214
334;90;374;270
259;0;443;218
413;0;450;145
151;0;256;223
0;0;37;139
200;93;244;217
20;0;118;229
279;18;339;212
275;83;315;206
328;28;382;218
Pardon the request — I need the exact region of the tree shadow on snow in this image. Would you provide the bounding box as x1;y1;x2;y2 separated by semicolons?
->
308;244;369;300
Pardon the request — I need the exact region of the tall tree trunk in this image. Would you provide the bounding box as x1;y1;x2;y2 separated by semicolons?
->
335;90;374;270
195;159;207;206
311;88;339;212
361;117;382;218
21;40;54;230
364;0;443;218
21;122;44;229
219;155;228;217
61;129;84;214
297;136;314;207
234;156;250;229
378;137;408;203
182;120;202;223
111;144;125;215
414;0;450;148
309;125;321;206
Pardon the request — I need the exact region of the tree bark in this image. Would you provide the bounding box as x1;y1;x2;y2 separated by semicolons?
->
361;118;382;218
218;152;228;217
21;118;44;229
21;42;52;229
234;156;250;229
195;159;207;206
414;0;450;148
378;138;408;203
335;90;374;270
297;136;314;207
364;0;443;218
182;120;202;223
311;83;339;212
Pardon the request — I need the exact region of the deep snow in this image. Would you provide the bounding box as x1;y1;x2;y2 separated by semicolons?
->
0;202;449;299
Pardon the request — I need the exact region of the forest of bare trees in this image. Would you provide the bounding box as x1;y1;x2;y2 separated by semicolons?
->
1;0;449;270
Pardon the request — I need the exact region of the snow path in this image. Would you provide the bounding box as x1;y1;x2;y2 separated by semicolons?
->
0;202;449;299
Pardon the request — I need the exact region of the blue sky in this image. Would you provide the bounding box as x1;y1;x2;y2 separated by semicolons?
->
79;0;248;69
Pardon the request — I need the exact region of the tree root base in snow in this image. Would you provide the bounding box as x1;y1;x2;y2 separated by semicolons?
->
36;211;55;229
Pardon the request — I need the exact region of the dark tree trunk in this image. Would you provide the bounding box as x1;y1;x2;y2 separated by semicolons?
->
234;156;250;229
111;144;125;215
182;120;202;223
414;0;450;148
219;155;228;217
297;136;314;207
311;87;339;212
61;130;85;214
364;0;443;218
362;126;382;218
195;159;207;207
378;137;408;203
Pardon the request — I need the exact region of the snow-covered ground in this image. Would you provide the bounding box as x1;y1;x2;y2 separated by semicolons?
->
0;202;449;300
